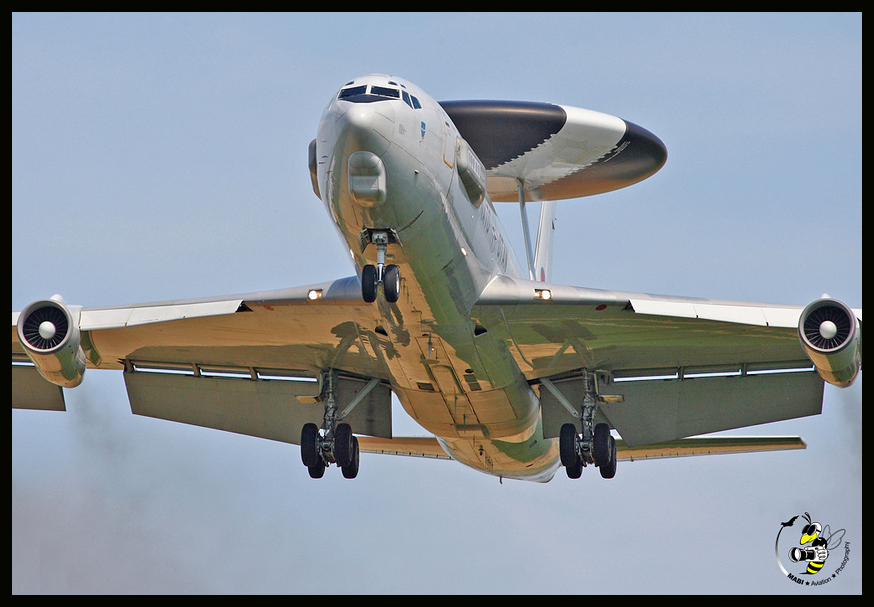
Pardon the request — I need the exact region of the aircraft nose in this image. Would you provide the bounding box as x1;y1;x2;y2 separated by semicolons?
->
337;103;395;157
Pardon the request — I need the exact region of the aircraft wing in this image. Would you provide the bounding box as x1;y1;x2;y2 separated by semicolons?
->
471;274;861;447
12;272;859;452
12;276;396;442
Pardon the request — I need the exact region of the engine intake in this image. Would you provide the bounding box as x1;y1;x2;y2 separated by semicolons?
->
17;295;86;388
798;297;861;388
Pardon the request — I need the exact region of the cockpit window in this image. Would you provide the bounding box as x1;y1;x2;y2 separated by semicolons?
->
338;85;367;99
370;86;400;99
337;83;421;108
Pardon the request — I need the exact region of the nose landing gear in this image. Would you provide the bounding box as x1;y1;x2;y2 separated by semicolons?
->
361;263;400;303
360;230;400;303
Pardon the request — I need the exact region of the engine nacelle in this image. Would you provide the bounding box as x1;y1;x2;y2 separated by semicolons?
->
17;295;86;388
798;297;861;388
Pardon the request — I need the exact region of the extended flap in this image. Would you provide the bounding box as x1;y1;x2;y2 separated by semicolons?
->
125;370;392;443
599;371;824;447
12;364;66;411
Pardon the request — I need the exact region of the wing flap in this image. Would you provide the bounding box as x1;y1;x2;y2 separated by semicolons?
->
539;369;822;446
603;370;822;446
124;365;392;443
12;364;66;411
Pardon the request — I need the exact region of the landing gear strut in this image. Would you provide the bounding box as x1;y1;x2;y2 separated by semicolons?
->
299;371;365;479
361;230;400;303
549;371;618;479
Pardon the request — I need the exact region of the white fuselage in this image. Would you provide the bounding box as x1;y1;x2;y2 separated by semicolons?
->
315;74;559;481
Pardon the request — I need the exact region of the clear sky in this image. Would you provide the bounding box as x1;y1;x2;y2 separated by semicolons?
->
13;13;861;593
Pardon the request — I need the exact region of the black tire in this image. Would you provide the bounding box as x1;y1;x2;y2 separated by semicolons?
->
593;423;611;468
565;458;583;479
383;264;400;303
599;435;617;479
362;265;377;303
342;436;360;479
334;423;353;468
559;423;580;468
308;459;326;479
300;422;320;468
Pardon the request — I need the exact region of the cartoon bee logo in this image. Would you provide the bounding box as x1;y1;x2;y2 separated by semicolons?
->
779;512;846;575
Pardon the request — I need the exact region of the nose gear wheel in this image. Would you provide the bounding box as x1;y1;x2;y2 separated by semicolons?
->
361;263;400;303
359;230;401;303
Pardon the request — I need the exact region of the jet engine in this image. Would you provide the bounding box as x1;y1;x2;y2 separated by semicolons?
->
798;297;861;388
17;295;86;388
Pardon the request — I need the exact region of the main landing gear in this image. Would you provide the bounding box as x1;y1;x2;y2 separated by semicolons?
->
361;230;400;303
549;371;618;479
300;372;363;479
560;421;617;479
301;421;359;479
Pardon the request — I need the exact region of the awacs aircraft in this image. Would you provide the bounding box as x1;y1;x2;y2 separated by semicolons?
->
13;74;862;482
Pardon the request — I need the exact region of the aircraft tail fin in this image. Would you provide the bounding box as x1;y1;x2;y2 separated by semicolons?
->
533;200;556;282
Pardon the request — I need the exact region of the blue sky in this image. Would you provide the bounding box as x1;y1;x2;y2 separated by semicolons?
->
13;13;860;593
